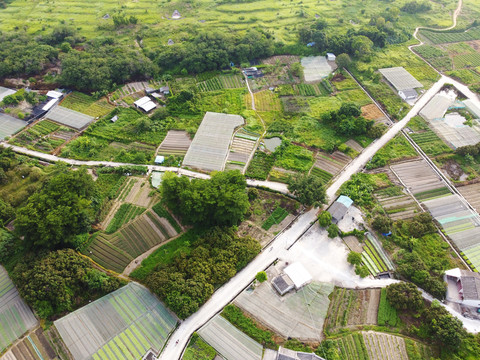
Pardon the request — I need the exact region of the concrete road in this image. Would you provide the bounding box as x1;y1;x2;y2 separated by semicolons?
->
160;74;480;360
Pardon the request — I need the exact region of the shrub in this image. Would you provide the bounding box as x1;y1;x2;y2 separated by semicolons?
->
327;224;339;238
255;271;267;283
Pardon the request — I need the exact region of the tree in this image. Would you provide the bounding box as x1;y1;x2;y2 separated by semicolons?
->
15;168;96;249
318;211;332;227
327;224;339;238
288;174;326;207
161;170;250;227
256;271;267;283
355;265;370;278
424;301;467;350
372;215;392;233
347;251;362;265
351;35;374;59
386;282;424;311
335;53;351;70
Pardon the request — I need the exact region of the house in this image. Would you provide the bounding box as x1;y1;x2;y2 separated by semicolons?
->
398;88;418;101
272;274;295;296
160;86;170;95
276;347;326;360
134;96;156;113
243;67;263;78
102;14;110;19
171;10;181;19
445;268;480;307
145;87;157;95
167;39;174;46
328;195;353;224
326;53;336;61
150;92;162;100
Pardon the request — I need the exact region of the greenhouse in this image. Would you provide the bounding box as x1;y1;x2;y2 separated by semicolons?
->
54;282;177;360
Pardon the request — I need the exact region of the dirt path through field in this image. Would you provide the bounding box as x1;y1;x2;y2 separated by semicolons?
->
366;289;380;324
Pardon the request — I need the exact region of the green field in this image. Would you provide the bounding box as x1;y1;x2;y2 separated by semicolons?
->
262;207;289;230
377;288;399;327
61;92;115;117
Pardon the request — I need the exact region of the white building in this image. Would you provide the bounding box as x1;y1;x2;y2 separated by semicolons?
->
283;263;312;290
445;268;480;307
134;96;156;113
46;90;63;99
326;53;336;61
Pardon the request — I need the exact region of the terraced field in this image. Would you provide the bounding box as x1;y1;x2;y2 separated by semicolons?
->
362;331;408;360
329;333;369;360
226;131;258;170
156;130;192;156
324;288;380;334
311;151;350;183
85;209;181;273
374;187;419;220
1;328;57;360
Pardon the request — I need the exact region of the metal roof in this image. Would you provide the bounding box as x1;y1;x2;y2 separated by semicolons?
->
183;112;244;172
46;90;63;99
272;274;295;295
0;113;26;140
134;96;152;107
419;92;455;121
42;98;58;111
0;86;16;102
45;106;94;130
337;195;353;208
464;99;480;119
139;100;156;113
379;67;423;91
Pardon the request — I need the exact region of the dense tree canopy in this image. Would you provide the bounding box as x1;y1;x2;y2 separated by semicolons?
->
321;103;374;137
288;173;326;207
15;168;96;249
386;282;424;311
145;228;260;318
161;170;250;227
12;249;124;319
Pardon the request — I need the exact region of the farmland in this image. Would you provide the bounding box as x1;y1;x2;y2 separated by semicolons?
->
324;288;380;334
374;186;420;221
419;27;480;44
361;233;395;276
60;92;115;117
1;327;57;360
377;289;399;327
262;207;289;230
312;151;351;183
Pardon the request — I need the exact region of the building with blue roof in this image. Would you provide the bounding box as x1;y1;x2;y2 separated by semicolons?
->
328;195;353;224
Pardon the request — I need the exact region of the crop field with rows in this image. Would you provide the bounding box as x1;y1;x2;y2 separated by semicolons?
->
262;207;289;230
310;167;333;184
377;289;399;327
105;203;146;234
61;92;114;117
246;151;275;180
453;53;480;68
249;90;282;112
329;333;369;360
410;130;452;156
361;234;394;276
296;83;317;96
324;288;380;334
197;77;223;92
362;331;408;360
420;27;480;44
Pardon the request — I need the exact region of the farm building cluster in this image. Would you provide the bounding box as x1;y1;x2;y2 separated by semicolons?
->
379;67;423;104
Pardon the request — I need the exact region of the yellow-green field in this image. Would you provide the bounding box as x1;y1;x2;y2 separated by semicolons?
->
0;0;460;47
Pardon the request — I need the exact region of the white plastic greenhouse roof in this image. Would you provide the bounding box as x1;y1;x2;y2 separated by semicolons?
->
420;92;455;121
464;99;480;119
183;112;244;172
284;262;312;290
379;67;423;91
46;90;63;99
134;96;151;107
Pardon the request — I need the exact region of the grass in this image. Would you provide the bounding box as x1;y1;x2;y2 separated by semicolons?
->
183;334;216;360
221;304;277;349
377;288;399;327
366;135;417;169
275;144;314;172
130;229;201;280
262;207;289;230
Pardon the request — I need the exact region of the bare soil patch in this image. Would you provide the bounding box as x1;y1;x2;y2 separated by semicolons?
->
262;55;300;65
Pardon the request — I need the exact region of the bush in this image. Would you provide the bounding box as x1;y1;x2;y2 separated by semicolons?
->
255;271;267;283
327;224;339;238
318;211;332;227
386;282;424;311
347;251;362;265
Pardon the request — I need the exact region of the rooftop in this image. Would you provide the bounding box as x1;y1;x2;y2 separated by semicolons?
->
283;263;312;289
379;67;423;91
272;274;295;295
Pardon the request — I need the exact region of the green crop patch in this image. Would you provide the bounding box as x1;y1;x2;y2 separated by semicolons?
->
377;288;399;327
262;207;289;230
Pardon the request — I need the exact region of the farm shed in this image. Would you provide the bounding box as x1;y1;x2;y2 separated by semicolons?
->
272;274;295;296
134;96;156;113
398;88;418;101
45;106;94;130
111;115;118;123
160;86;170;95
183;112;244;172
198;315;263;360
283;263;312;290
378;67;423;91
42;98;58;111
0;113;26;140
46;90;63;99
243;67;263;78
419;90;456;121
0;266;38;353
155;155;165;164
328;195;353;224
171;10;181;19
0;86;16;102
464;99;480;119
445;268;480;307
54;282;177;360
326;53;336;61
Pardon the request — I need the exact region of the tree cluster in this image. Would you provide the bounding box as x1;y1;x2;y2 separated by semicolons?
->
59;44;155;91
401;1;432;14
161;170;250;227
146;227;261;318
288;173;327;207
321;103;374;137
455;141;480;156
153;29;274;73
0;33;58;78
15;168;96;249
11;249;124;319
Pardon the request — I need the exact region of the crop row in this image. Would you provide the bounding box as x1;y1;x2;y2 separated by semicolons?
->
297;83;317;96
454;53;480;68
220;75;244;89
106;203;145;234
197;77;223;92
377;288;399;327
333;333;369;360
410;130;441;144
262;207;289;230
246;151;275;180
87;236;133;273
420;27;480;44
413;186;450;201
310;166;333;184
152;203;182;233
